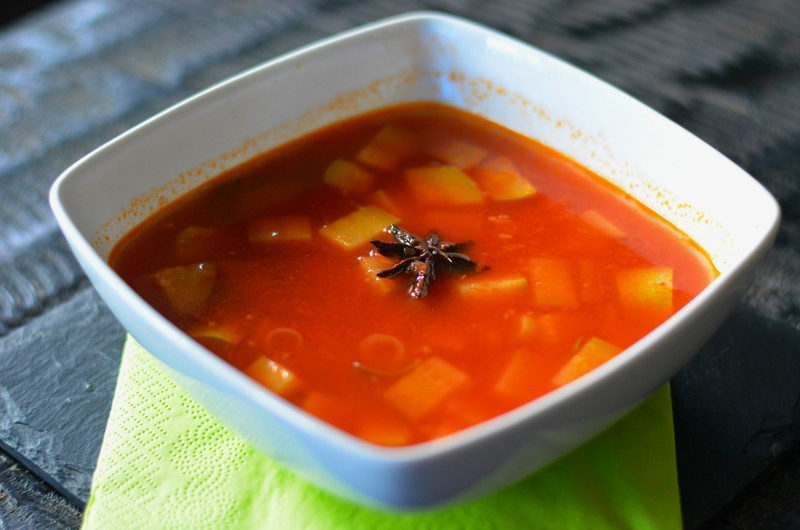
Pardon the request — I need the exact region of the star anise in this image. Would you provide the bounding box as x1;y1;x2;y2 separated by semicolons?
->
370;225;479;298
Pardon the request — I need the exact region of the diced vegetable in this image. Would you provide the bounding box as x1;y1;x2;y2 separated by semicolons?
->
457;274;529;299
366;189;401;216
175;226;228;262
357;254;401;293
154;262;217;314
428;138;487;168
323;159;375;194
405;166;483;205
356;125;417;170
249;215;312;243
355;334;413;376
552;337;622;386
580;210;625;239
384;357;469;420
356;416;412;446
444;393;494;425
495;349;539;401
318;206;400;250
245;356;304;398
471;157;536;201
189;324;243;345
537;313;580;345
302;392;350;426
616;267;673;318
528;258;579;308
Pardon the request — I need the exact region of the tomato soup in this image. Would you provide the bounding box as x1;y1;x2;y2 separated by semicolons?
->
110;103;716;446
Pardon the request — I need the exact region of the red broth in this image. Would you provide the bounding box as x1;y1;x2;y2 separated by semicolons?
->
110;103;716;446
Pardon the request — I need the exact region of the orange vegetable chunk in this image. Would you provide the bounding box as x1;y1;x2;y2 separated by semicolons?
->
323;159;375;194
356;416;412;446
249;215;312;243
457;274;528;299
303;392;351;427
495;349;539;401
428;138;487;168
472;157;536;201
529;258;579;308
366;189;401;216
154;262;216;315
552;337;622;386
245;356;303;398
384;357;469;420
356;124;416;170
617;267;674;320
318;206;400;250
405;166;483;205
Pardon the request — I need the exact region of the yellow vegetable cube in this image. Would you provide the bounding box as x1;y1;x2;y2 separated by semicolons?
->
457;274;529;299
529;258;579;308
384;357;469;420
617;267;674;319
366;189;401;216
356;416;412;446
356;124;417;170
249;215;312;243
154;262;217;315
319;206;400;250
405;166;483;205
552;337;622;386
495;349;539;401
323;159;375;194
517;312;538;340
245;356;303;398
472;157;536;201
358;254;402;293
428;138;487;168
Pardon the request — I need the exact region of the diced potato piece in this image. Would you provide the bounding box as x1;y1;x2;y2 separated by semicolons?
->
249;215;312;243
580;210;625;239
384;357;469;420
154;263;216;314
552;338;622;386
303;392;351;427
323;159;375;194
495;349;539;401
428;138;487;168
245;356;304;398
357;254;402;293
616;267;673;318
356;416;412;446
356;124;417;170
529;258;579;308
444;392;495;426
457;274;528;299
189;324;243;345
318;206;400;250
471;157;536;201
517;312;538;340
175;226;228;262
405;166;483;205
366;189;401;216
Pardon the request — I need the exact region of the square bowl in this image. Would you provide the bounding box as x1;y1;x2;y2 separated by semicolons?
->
50;12;779;510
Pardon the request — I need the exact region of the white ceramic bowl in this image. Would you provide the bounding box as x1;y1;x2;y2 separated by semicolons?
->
50;12;779;510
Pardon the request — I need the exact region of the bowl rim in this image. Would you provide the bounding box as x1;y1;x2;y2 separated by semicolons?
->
50;11;781;464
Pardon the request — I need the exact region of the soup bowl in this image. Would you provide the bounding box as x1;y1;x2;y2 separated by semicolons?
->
50;12;779;509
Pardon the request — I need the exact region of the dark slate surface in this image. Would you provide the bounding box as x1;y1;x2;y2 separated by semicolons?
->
0;0;799;528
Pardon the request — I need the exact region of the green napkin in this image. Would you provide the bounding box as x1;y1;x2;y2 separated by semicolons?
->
82;337;682;529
